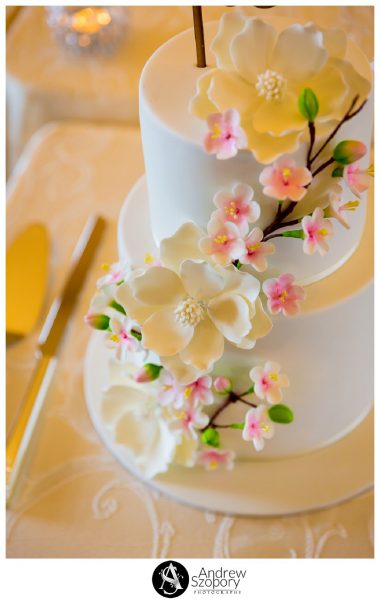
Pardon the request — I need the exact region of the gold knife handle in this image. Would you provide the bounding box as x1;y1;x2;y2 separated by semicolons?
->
6;353;57;506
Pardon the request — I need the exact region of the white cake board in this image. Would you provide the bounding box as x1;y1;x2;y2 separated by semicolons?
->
84;332;373;517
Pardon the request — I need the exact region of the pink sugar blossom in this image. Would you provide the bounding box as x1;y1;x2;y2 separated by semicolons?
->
198;448;235;471
211;183;260;234
204;109;247;160
263;273;305;317
144;253;162;268
97;260;131;289
175;405;209;440
213;376;232;394
185;375;214;406
259;158;312;202
157;371;184;408
302;207;333;256
328;184;359;230
249;361;289;404
344;163;373;198
239;227;275;272
106;315;140;360
242;405;274;451
199;217;245;266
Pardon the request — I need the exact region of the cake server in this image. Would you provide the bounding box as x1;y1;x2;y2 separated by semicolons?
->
6;223;49;344
6;215;106;507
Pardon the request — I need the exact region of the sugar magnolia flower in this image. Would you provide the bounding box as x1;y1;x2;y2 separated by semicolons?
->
198;448;235;470
326;183;359;229
97;260;131;289
116;223;273;382
199;217;245;265
250;361;289;404
101;385;179;478
191;13;371;164
263;273;305;316
259;158;312;201
242;405;274;451
344;163;373;198
239;228;275;272
105;314;141;361
204;109;247;159
211;183;260;235
302;207;333;255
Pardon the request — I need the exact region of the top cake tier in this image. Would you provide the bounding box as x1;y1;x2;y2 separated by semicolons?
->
139;15;373;285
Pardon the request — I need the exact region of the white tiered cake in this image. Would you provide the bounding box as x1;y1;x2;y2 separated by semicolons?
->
86;13;373;483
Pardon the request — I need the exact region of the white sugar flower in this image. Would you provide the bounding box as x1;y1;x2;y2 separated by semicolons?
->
101;385;180;478
191;13;371;164
115;223;272;382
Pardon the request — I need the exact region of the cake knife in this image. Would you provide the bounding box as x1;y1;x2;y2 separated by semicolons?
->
6;215;106;507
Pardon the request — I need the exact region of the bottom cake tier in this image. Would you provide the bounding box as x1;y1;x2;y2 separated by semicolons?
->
105;175;373;461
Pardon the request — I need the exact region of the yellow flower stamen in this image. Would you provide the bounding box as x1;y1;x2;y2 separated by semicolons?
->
343;200;360;212
101;263;110;272
248;242;261;252
110;334;120;343
269;373;278;381
318;228;329;236
184;387;192;399
282;168;291;178
144;253;155;264
214;234;228;245
224;201;238;219
261;423;270;433
211;124;222;140
279;291;288;303
209;459;218;470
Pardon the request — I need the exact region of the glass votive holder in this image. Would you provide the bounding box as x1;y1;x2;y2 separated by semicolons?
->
46;6;129;56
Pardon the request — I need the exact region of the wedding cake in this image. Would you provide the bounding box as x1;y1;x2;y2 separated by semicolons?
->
86;13;373;478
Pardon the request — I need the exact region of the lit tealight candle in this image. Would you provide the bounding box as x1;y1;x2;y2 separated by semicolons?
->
71;7;112;35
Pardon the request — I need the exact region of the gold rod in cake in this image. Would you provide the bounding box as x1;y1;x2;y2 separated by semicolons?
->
192;6;206;68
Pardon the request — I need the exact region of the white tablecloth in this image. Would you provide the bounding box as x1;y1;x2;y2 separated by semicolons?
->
6;122;373;558
6;6;374;173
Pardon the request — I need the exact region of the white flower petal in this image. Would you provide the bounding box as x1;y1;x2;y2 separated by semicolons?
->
116;281;157;324
180;316;224;371
160;223;205;273
190;69;219;119
161;354;207;385
237;298;273;349
211;11;246;70
323;28;347;59
174;435;199;467
271;24;327;82
208;69;260;116
222;267;261;305
231;18;277;84
208;294;251;343
300;65;348;120
252;90;305;135
329;57;372;105
132;267;185;306
180;260;225;300
246;126;303;164
142;307;193;356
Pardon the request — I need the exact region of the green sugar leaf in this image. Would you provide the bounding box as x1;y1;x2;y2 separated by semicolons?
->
268;404;294;424
298;88;319;121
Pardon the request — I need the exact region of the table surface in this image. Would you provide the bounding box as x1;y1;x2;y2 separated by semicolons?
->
6;123;373;558
7;6;374;94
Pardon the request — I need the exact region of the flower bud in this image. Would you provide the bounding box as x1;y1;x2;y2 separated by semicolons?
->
135;363;162;383
84;313;110;330
333;140;367;165
213;376;232;394
298;88;319;121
